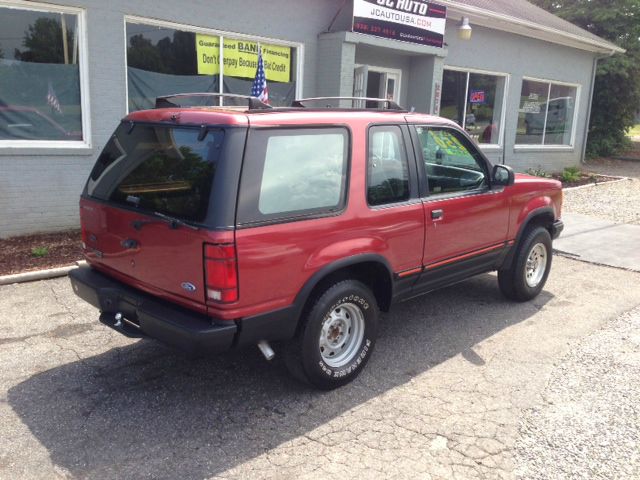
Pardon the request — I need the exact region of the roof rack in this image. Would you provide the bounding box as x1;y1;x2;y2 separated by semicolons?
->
155;93;272;110
291;97;406;111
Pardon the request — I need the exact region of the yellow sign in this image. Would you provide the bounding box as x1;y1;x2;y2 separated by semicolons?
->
196;34;291;83
431;130;468;157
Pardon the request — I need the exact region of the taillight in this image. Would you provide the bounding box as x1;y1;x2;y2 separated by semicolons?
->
81;224;88;250
204;243;238;303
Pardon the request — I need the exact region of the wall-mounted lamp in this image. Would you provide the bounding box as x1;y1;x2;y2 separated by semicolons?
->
458;17;472;40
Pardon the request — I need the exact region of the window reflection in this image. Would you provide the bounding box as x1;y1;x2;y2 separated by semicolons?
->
125;22;297;110
0;7;83;141
516;79;577;146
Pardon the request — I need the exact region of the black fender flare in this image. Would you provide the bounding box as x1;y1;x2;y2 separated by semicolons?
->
501;207;555;270
291;253;394;322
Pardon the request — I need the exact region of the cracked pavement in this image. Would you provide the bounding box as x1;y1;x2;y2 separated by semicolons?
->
1;256;639;479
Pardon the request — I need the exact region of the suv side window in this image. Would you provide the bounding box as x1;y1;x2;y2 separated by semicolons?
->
367;125;410;206
415;126;488;195
238;127;349;225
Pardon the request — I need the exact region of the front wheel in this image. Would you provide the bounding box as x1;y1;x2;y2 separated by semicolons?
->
285;280;378;390
498;227;552;302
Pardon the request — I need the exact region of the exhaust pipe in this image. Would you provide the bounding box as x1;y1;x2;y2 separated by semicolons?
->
257;340;275;361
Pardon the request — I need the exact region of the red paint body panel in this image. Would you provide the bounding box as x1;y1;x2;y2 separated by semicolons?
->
507;174;563;240
422;190;510;265
80;198;233;316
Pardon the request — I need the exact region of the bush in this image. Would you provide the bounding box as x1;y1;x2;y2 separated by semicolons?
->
561;167;581;183
526;167;551;178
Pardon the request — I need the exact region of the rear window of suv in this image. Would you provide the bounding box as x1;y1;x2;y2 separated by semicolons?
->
86;123;224;223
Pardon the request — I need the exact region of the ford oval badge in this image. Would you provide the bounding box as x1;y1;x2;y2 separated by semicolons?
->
181;282;197;293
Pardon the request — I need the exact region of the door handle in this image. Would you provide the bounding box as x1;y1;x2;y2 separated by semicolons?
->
431;209;444;220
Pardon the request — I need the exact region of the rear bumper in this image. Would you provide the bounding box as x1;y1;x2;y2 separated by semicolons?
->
69;266;236;355
551;219;564;239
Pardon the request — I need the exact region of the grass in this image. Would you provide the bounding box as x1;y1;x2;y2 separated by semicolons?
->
628;124;640;138
31;247;49;258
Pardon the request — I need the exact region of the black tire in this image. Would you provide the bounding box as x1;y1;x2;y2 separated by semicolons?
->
498;226;552;302
285;280;378;390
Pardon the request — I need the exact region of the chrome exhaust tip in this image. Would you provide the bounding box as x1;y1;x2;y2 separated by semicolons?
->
257;340;275;361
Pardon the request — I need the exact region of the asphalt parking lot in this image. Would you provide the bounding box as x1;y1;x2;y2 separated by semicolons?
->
1;256;639;479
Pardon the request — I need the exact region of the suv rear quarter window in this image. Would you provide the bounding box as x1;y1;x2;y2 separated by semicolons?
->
237;127;349;225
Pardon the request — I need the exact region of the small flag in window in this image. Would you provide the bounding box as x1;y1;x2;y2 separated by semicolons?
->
251;46;269;104
47;81;62;114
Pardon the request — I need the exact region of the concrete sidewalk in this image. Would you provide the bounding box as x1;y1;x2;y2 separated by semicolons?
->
554;212;640;271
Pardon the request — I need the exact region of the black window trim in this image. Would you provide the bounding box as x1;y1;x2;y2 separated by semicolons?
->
235;124;352;228
365;122;419;209
408;123;494;200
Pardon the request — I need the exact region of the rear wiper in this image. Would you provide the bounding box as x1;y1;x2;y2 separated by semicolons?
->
131;212;199;231
154;212;199;230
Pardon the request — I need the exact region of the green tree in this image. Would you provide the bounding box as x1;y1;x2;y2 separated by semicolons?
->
14;17;73;63
127;31;197;75
530;0;640;156
127;34;167;73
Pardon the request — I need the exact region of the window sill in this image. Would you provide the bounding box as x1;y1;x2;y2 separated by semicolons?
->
479;144;502;151
0;141;93;156
513;145;574;153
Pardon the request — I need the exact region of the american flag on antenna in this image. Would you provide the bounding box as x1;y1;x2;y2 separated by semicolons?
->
47;81;62;114
251;46;269;104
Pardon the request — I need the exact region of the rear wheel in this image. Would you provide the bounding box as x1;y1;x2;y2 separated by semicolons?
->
498;227;552;302
285;280;378;390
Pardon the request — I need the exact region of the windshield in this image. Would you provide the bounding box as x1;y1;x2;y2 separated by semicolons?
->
87;123;224;223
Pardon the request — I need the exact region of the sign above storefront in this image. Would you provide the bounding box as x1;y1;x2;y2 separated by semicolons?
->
195;35;291;83
352;0;447;48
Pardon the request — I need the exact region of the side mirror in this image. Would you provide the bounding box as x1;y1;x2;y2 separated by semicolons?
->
492;164;515;187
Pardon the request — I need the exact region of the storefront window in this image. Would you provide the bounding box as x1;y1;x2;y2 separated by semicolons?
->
516;79;578;146
440;69;506;146
126;20;297;111
0;5;85;142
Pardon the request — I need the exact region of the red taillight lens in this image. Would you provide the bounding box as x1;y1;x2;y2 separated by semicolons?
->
81;225;88;250
204;243;238;303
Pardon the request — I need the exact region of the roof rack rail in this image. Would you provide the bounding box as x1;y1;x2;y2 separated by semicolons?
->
155;93;272;110
291;96;406;111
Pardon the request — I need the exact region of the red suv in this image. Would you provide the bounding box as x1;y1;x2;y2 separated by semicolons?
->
69;95;563;389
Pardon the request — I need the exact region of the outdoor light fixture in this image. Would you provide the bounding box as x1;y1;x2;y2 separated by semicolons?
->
458;17;472;40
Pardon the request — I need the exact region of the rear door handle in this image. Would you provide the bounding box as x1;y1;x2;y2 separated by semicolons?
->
431;209;444;220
